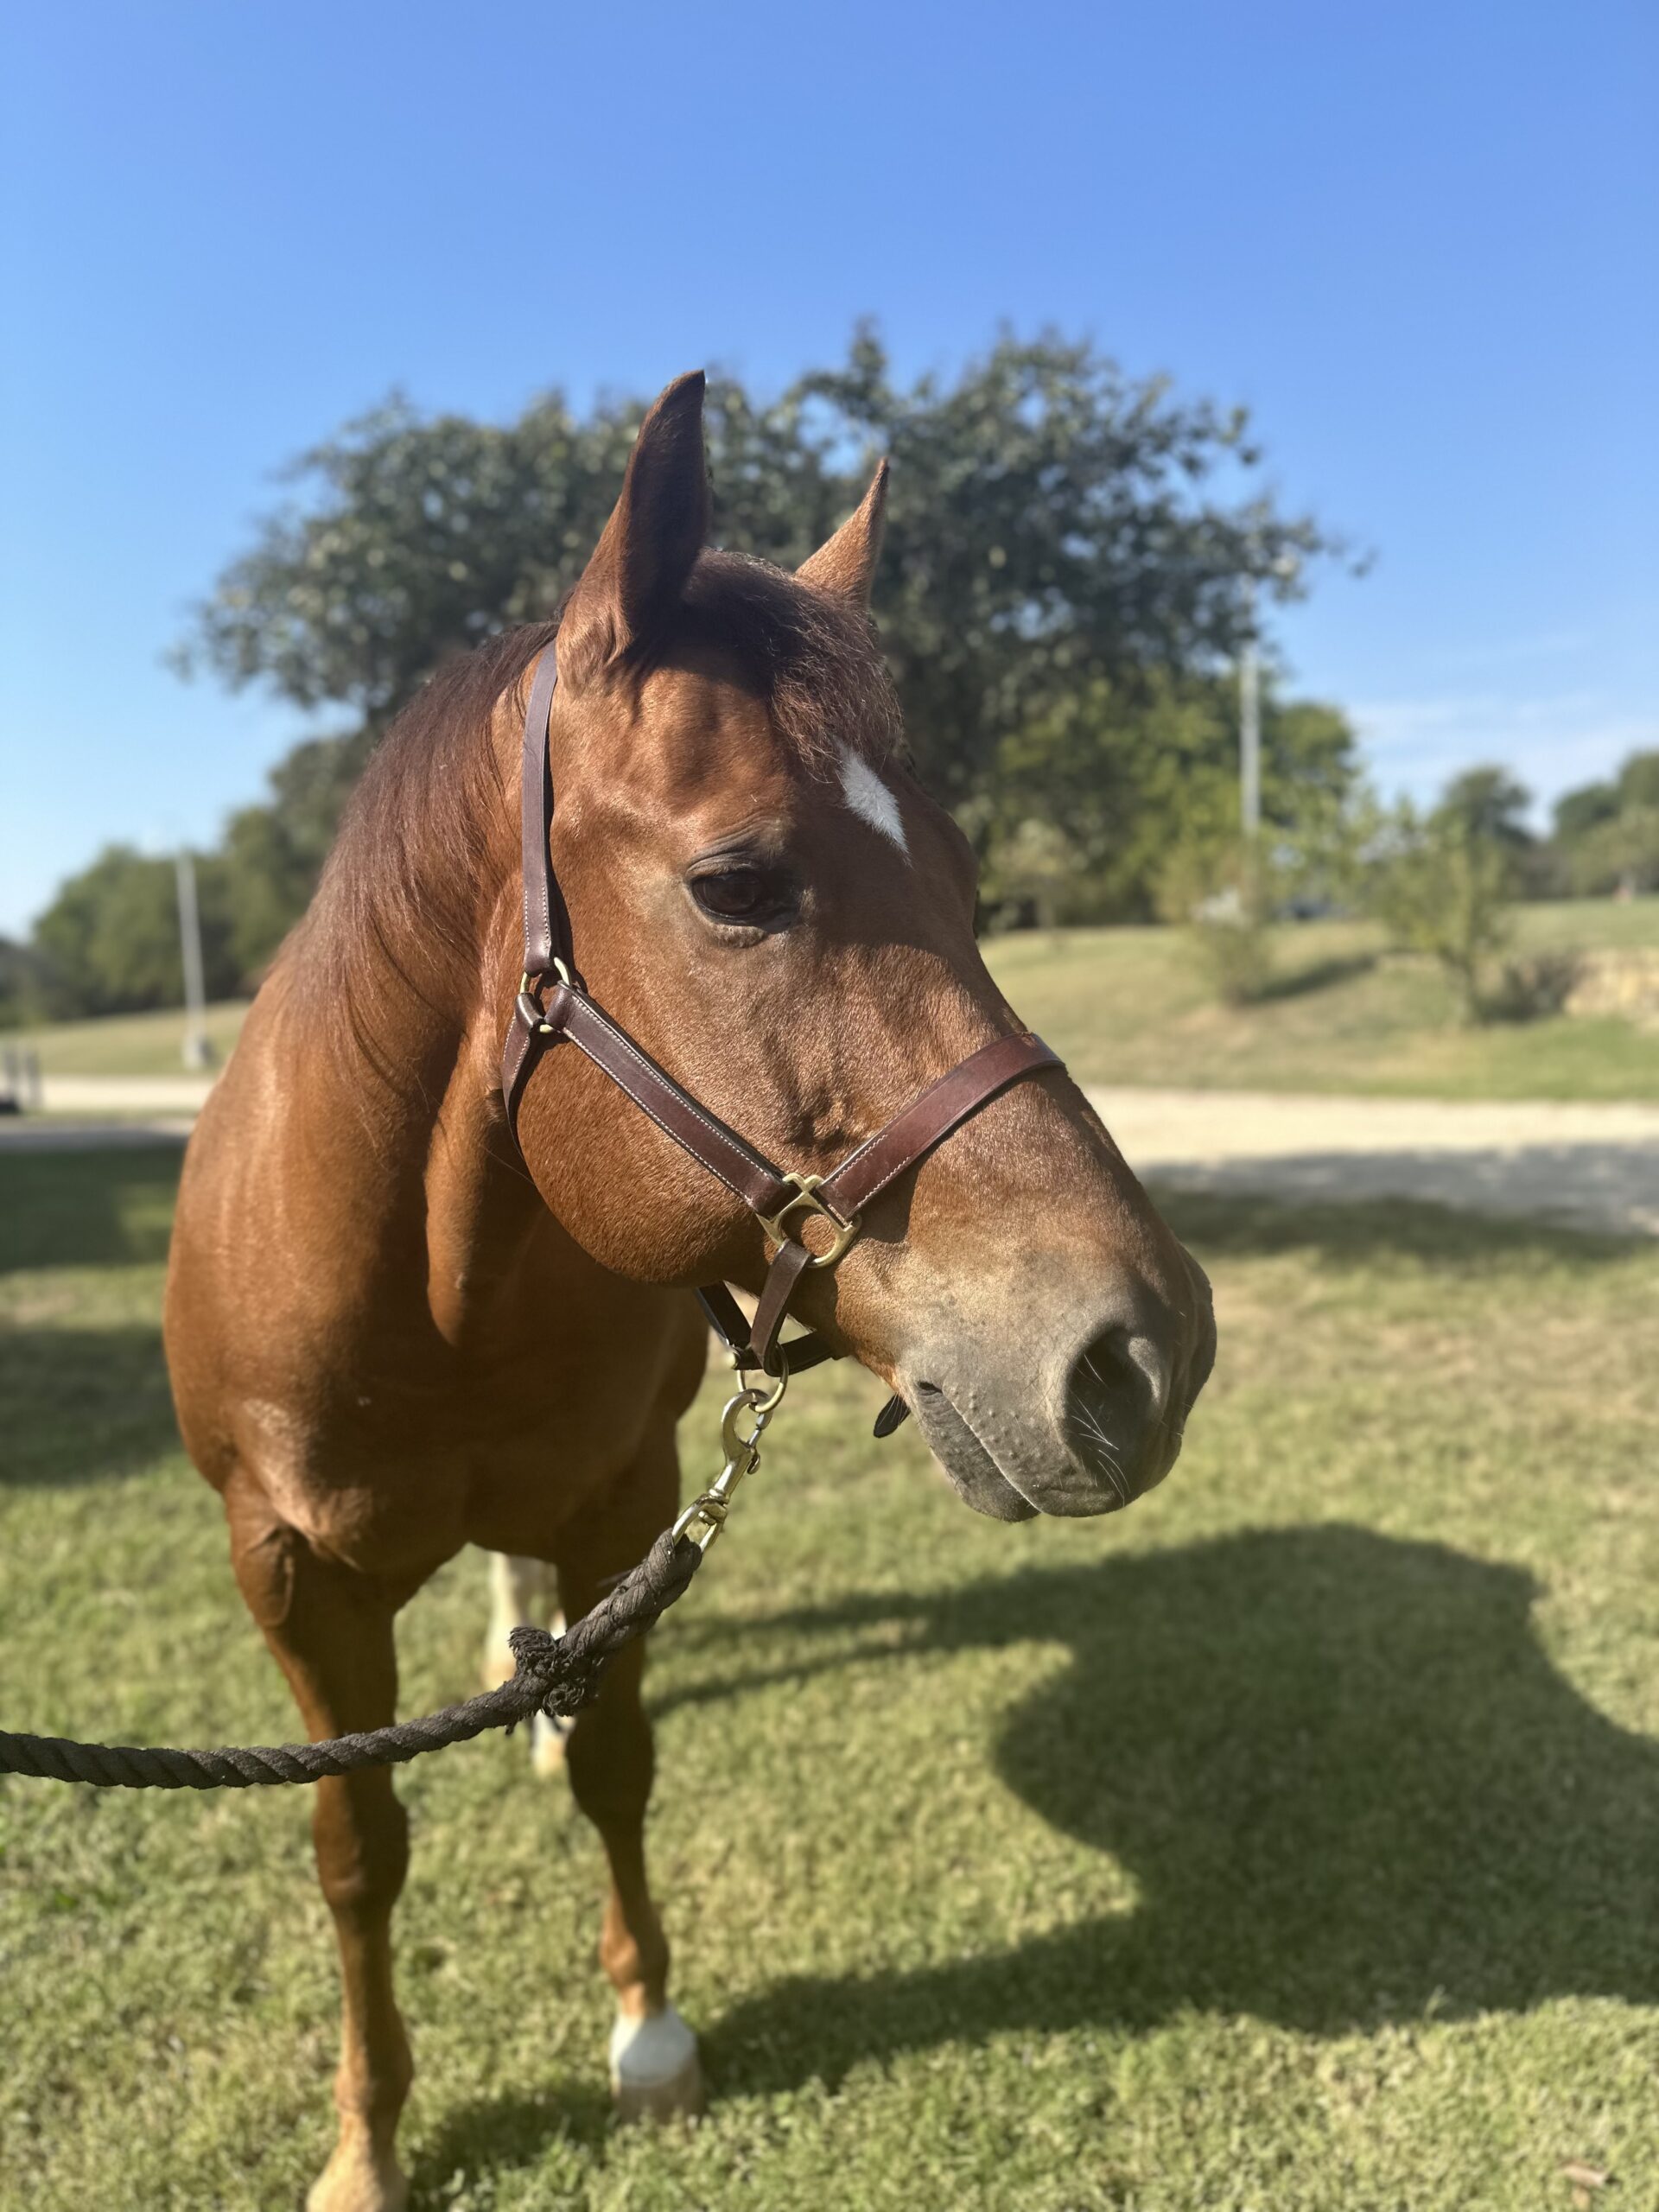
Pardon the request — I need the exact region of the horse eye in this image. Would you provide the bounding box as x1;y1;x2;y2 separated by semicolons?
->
690;867;772;923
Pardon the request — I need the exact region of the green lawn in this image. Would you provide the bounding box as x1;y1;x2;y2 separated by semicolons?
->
3;1149;1657;2209
13;897;1659;1101
986;900;1659;1101
10;997;250;1077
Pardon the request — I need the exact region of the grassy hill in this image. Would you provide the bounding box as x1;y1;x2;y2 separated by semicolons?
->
988;900;1659;1101
9;899;1658;1103
9;997;249;1078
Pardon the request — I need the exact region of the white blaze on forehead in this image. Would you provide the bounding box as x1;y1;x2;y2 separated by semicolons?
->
837;744;908;855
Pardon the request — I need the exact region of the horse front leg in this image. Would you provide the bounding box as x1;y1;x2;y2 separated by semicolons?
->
225;1470;415;2212
556;1422;702;2120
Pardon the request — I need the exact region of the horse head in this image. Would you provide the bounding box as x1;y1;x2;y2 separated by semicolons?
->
506;372;1215;1519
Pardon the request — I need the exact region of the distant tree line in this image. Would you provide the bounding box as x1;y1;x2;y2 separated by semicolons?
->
5;327;1362;1020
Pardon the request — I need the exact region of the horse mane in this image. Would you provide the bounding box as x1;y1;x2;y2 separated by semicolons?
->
284;552;902;1100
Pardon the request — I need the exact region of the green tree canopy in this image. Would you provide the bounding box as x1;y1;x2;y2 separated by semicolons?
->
32;847;238;1018
40;328;1353;1008
979;672;1357;923
1368;787;1515;1024
1437;766;1534;850
1553;780;1619;842
175;327;1338;797
1550;748;1659;895
1617;750;1659;813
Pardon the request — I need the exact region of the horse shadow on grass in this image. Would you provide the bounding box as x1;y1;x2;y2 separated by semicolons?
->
670;1526;1659;2093
408;2082;614;2202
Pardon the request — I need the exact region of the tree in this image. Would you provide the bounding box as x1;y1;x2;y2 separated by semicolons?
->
788;329;1337;804
1369;793;1515;1023
219;728;373;976
0;938;48;1029
1438;766;1534;851
1563;806;1659;898
168;329;1340;944
32;847;238;1019
1550;748;1659;896
1;327;1354;1016
1553;779;1619;844
1618;751;1659;812
980;671;1358;924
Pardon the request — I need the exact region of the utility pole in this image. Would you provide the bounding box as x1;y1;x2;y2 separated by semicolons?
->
174;849;213;1071
1238;575;1262;849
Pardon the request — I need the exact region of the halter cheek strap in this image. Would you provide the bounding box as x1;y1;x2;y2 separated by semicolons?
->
500;647;1063;1402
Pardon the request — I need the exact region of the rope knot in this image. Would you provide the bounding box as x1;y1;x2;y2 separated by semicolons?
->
505;1623;607;1722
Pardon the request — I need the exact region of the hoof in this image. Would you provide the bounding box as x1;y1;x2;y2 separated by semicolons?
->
306;2130;408;2212
609;2003;703;2122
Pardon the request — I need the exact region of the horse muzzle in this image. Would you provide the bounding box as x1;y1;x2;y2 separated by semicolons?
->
900;1251;1217;1520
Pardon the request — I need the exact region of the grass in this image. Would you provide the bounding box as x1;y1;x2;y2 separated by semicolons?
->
7;998;250;1077
3;1149;1658;2209
11;897;1659;1102
986;899;1659;1101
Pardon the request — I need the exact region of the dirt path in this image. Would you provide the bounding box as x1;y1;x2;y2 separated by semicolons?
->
1089;1087;1659;1238
11;1077;1658;1238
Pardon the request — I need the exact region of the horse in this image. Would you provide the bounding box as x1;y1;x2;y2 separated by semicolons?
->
163;370;1217;2212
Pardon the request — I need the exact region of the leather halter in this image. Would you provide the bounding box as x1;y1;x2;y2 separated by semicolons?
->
500;645;1062;1402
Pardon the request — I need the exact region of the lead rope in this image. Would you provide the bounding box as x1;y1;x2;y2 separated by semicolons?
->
0;1364;785;1791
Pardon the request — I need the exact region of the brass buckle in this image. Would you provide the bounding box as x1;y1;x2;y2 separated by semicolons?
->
758;1173;861;1269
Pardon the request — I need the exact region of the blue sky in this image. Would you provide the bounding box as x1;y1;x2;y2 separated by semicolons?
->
2;0;1654;935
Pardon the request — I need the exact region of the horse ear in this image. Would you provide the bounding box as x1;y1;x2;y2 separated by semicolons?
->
796;461;889;609
559;371;709;686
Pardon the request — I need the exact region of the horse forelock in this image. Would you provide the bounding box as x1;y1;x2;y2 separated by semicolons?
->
662;549;904;774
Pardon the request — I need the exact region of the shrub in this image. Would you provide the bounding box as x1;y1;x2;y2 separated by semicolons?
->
1368;802;1512;1025
1159;836;1275;1006
1483;950;1581;1023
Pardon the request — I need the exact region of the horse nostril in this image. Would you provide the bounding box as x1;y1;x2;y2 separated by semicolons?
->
1062;1327;1160;1500
915;1380;943;1395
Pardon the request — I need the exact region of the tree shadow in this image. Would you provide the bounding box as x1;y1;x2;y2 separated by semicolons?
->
1253;952;1378;1001
1146;1185;1648;1271
683;1527;1659;2093
0;1147;181;1274
0;1325;175;1484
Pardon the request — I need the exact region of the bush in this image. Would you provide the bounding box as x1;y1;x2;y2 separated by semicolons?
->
1368;801;1512;1024
1193;912;1274;1006
1482;950;1581;1023
1159;836;1275;1006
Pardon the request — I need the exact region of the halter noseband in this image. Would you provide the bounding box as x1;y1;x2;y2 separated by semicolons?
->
500;646;1062;1404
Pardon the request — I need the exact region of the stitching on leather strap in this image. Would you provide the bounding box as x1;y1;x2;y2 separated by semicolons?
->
823;1036;1060;1215
563;998;788;1206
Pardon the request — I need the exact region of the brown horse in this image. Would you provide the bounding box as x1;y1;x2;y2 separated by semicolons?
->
164;372;1216;2212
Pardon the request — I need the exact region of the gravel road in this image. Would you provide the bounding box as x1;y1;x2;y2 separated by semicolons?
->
7;1077;1656;1238
1090;1087;1659;1238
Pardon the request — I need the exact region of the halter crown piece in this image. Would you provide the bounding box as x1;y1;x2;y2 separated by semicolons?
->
500;647;1063;1418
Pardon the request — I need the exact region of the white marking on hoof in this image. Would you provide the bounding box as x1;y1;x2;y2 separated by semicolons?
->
531;1707;571;1776
481;1556;557;1691
609;2003;703;2121
838;744;908;854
